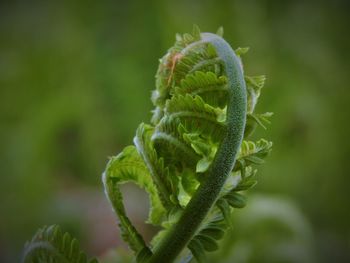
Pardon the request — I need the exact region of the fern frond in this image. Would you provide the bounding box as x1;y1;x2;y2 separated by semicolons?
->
187;139;271;261
152;37;222;126
101;26;273;262
174;71;228;108
152;117;201;169
134;123;179;208
22;225;98;263
103;145;166;260
245;75;265;113
188;216;227;262
173;44;220;84
104;145;166;226
237;139;273;167
165;94;226;142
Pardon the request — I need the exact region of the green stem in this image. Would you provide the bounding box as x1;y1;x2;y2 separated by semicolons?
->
147;33;247;263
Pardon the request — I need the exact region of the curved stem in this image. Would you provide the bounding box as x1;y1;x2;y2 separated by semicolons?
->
147;33;247;263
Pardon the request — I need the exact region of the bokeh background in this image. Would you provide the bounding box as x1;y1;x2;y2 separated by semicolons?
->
1;0;349;262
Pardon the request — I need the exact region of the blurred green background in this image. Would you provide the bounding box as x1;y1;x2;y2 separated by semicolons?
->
1;0;349;262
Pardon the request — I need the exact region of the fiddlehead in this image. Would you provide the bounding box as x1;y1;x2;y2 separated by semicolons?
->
103;26;272;263
147;28;248;262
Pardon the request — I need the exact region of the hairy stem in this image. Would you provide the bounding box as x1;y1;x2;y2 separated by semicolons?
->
147;33;247;263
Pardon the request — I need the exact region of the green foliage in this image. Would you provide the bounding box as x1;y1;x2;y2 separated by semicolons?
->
22;26;272;263
134;123;179;208
188;138;271;262
104;145;166;226
188;216;226;262
22;225;98;263
102;146;160;260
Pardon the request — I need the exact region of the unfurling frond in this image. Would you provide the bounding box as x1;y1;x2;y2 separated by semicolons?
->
122;26;272;262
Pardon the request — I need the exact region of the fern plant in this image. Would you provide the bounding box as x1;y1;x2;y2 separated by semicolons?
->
22;26;272;263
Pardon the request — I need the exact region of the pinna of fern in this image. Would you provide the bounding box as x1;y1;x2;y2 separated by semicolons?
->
22;26;272;263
